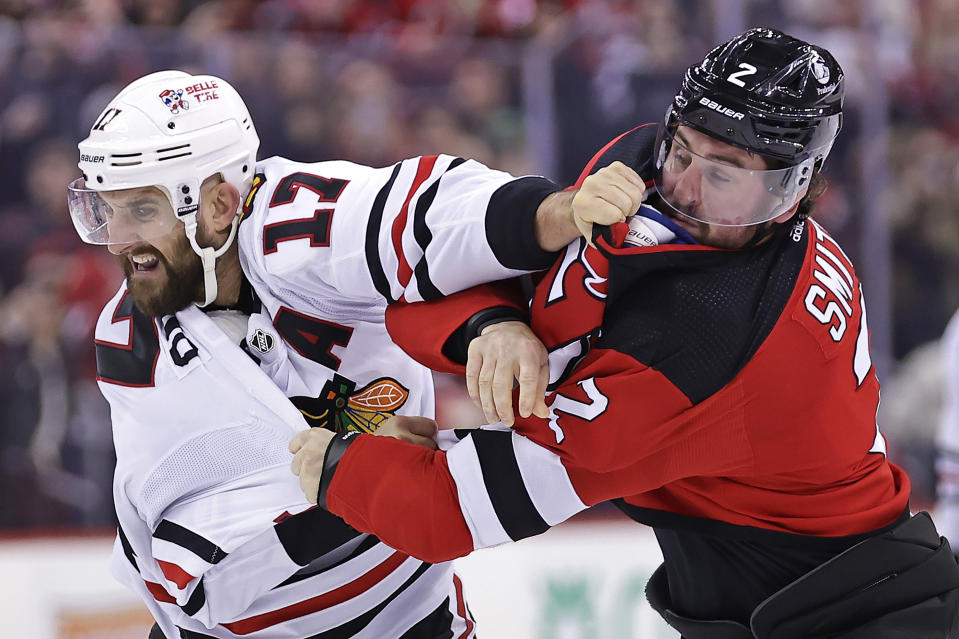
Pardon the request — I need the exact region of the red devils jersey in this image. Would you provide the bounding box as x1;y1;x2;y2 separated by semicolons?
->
316;128;910;571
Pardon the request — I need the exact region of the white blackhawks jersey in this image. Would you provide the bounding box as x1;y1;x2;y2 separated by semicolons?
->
96;154;555;638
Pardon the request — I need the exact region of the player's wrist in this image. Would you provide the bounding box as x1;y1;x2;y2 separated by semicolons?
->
440;306;528;365
468;306;529;341
535;189;579;252
317;431;362;510
478;319;528;337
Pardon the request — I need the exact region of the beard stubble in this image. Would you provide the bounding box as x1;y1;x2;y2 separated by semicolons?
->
118;231;206;317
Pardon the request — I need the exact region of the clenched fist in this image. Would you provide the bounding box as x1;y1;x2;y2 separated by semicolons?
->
572;161;647;247
535;161;646;251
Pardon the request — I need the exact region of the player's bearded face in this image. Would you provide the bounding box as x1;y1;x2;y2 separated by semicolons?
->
116;229;205;317
657;126;802;249
99;185;210;317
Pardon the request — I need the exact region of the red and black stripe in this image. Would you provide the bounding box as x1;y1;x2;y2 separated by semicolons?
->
409;157;467;301
365;163;403;303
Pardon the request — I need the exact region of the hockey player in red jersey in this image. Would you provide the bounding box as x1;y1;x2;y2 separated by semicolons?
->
290;28;959;638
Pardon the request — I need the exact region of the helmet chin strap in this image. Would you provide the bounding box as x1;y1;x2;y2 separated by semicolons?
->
183;210;240;307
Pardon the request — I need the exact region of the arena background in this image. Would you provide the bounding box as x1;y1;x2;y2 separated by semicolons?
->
0;0;954;637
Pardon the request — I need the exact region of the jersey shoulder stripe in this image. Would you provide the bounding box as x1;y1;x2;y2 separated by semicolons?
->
95;287;161;387
365;162;403;302
390;155;439;291
409;157;467;301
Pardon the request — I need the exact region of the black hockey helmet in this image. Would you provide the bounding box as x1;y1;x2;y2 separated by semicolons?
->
669;27;843;168
651;28;844;227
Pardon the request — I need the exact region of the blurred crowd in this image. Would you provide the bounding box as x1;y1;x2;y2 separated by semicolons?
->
1;0;958;529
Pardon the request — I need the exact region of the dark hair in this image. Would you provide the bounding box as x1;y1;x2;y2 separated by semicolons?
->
794;170;827;221
760;156;827;222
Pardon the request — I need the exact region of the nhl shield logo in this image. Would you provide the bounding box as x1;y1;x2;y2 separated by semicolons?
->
249;328;275;354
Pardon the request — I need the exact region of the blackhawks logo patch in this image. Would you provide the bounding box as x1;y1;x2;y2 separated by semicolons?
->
291;374;409;434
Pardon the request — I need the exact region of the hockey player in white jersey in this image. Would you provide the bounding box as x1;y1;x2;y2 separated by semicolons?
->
67;71;639;638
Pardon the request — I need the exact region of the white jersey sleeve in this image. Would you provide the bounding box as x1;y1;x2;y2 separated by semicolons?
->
142;467;315;628
238;155;559;305
97;288;472;638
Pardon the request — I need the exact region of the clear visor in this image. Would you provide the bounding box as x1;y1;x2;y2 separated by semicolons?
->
67;178;184;246
653;125;813;227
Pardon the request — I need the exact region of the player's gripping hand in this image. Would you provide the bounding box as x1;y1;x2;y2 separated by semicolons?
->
290;428;335;504
572;161;646;247
536;161;646;251
290;418;440;503
373;416;438;450
466;320;549;427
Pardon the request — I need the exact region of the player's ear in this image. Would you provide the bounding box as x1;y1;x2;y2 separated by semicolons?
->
205;180;242;233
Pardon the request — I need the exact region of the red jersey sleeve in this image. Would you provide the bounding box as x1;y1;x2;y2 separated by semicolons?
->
385;279;528;374
322;346;754;563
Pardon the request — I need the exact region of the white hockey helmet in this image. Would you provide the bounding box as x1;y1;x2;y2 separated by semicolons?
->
68;70;260;305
